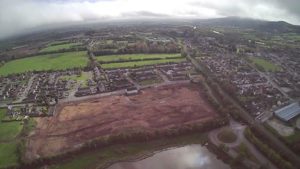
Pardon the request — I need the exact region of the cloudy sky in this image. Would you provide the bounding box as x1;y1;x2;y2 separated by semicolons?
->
0;0;300;39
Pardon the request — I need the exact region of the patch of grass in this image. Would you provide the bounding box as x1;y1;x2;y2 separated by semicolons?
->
236;143;259;163
60;71;92;87
264;122;300;144
40;42;82;52
0;142;19;168
0;51;88;76
0;109;6;121
238;96;256;102
51;133;207;169
102;58;186;69
284;130;300;144
217;128;237;143
249;57;281;72
96;53;182;62
60;72;91;82
139;78;162;86
0;121;23;141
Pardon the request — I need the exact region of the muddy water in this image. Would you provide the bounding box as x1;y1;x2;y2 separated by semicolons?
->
107;145;231;169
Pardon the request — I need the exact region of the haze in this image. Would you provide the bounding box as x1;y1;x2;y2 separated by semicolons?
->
1;0;300;39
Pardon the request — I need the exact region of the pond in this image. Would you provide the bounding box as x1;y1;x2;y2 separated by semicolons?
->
107;144;231;169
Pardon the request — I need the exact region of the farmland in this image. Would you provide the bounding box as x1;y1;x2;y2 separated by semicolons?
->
249;57;281;72
0;142;19;168
0;121;23;141
26;84;218;160
0;51;88;76
0;109;23;168
101;58;186;69
40;42;82;52
0;109;23;141
95;53;182;62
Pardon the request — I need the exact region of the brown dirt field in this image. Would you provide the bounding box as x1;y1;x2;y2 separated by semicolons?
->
26;84;218;160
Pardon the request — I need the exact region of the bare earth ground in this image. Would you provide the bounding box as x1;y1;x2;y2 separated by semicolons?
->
26;84;218;160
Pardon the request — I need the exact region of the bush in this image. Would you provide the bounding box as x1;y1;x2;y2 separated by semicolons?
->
245;128;294;169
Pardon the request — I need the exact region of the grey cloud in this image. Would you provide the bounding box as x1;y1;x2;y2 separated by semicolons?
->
189;0;300;23
121;11;170;18
0;0;300;40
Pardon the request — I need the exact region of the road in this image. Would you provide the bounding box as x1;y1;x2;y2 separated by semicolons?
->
187;54;300;168
245;60;292;101
16;74;36;103
59;80;190;104
209;120;278;169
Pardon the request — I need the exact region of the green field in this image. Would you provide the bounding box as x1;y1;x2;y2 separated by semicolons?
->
60;71;92;87
217;127;237;143
0;142;19;168
249;57;281;72
96;53;182;62
284;130;300;144
40;42;82;52
0;109;22;168
0;51;88;76
102;58;186;69
0;109;5;121
0;121;23;141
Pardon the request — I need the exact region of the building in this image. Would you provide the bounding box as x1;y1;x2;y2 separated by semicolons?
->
125;87;139;96
274;102;300;122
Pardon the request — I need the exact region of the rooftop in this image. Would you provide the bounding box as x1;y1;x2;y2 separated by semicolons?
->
274;102;300;121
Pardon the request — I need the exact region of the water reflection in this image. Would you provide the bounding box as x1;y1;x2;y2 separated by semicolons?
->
107;145;231;169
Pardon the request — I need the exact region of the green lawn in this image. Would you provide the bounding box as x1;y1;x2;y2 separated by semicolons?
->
284;130;300;144
0;109;23;141
0;109;22;168
102;58;186;69
60;71;92;87
60;72;91;82
0;109;5;121
139;78;163;86
0;142;19;168
0;51;88;76
40;42;82;52
0;121;23;141
96;53;182;62
249;57;281;72
217;127;237;143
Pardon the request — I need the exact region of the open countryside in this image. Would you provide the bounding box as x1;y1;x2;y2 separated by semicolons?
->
40;42;82;52
249;57;282;72
96;53;182;62
102;58;186;69
0;109;22;168
0;15;299;169
0;51;88;76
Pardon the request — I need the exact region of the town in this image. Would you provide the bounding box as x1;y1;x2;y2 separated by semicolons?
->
0;19;300;169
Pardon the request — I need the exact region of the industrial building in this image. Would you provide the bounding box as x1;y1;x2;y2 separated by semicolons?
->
274;102;300;122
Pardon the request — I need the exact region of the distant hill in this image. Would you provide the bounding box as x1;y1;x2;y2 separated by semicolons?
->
194;17;300;33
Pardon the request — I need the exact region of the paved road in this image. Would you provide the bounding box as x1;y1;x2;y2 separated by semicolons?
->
187;54;300;168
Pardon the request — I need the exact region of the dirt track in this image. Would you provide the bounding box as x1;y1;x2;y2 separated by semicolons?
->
26;84;218;160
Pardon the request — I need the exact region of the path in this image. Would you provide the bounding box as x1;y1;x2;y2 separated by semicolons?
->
209;120;278;169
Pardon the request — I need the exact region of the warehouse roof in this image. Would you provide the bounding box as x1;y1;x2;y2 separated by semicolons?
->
274;102;300;122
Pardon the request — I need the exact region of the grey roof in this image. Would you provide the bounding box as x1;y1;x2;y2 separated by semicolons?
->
274;102;300;121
